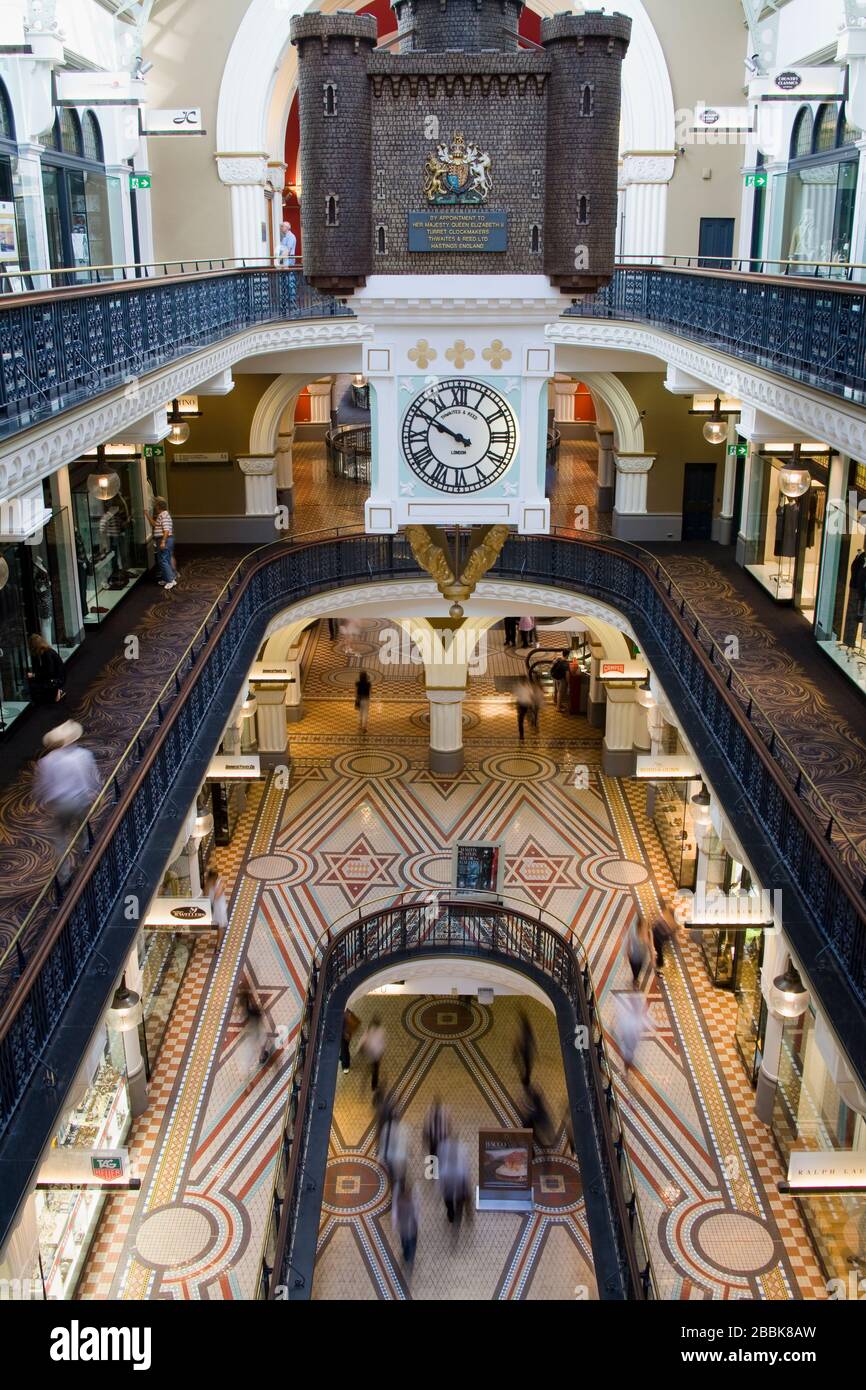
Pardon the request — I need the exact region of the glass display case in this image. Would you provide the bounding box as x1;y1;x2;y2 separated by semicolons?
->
71;456;149;625
651;780;698;889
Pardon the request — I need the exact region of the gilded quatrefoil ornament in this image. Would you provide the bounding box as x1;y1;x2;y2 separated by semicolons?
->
445;339;475;369
408;339;437;369
482;339;512;369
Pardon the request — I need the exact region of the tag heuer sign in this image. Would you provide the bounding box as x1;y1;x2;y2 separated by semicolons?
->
775;71;802;91
170;905;207;921
91;1154;123;1181
699;108;720;125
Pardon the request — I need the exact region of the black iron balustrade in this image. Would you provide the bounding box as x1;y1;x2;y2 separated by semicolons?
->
262;897;655;1301
564;264;866;404
1;526;866;1250
325;423;372;484
0;266;350;439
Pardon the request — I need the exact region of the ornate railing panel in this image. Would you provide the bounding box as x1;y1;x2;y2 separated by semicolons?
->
1;528;865;1246
564;265;866;403
0;268;350;438
263;898;655;1301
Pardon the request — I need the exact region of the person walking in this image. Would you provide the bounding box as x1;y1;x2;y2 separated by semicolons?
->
355;669;372;734
652;916;674;972
626;918;651;989
34;721;101;886
616;991;651;1078
503;616;518;649
549;649;570;712
518;614;537;648
149;497;177;590
514;677;536;742
513;1010;538;1087
423;1097;450;1160
380;1110;408;1192
439;1134;470;1227
26;634;66;706
359;1014;386;1091
529;677;544;733
204;867;228;940
393;1181;419;1274
340;1008;360;1073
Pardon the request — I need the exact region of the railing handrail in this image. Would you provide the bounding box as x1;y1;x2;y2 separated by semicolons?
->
263;896;657;1301
3;522;864;1026
0;256;304;303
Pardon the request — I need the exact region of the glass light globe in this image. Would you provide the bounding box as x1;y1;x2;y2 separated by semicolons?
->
771;961;809;1019
86;469;121;501
702;417;727;446
168;420;191;446
778;467;811;498
0;554;8;591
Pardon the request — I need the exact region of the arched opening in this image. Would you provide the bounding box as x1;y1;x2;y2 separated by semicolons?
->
581;83;594;117
323;81;337;117
577;195;589;225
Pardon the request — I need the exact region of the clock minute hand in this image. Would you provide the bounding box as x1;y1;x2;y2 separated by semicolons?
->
420;409;472;448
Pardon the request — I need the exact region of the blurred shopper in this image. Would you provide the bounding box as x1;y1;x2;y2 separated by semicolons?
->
549;649;570;712
652;916;674;972
513;1010;538;1086
380;1108;408;1191
626;918;651;989
340;1008;360;1073
393;1181;419;1274
26;634;66;705
503;616;518;649
519;614;537;648
514;677;536;742
204;867;228;939
355;669;372;734
359;1014;386;1091
616;991;651;1078
34;721;100;886
423;1097;450;1159
521;1081;556;1149
439;1134;471;1227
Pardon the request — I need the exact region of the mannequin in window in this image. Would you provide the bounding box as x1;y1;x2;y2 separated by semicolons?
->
99;495;130;582
788;208;816;262
843;548;866;648
32;554;53;644
773;495;800;559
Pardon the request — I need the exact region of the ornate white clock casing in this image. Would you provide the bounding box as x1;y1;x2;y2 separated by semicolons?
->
355;280;558;535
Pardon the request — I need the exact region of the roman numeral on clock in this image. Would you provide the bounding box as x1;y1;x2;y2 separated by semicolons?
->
450;382;468;406
489;430;511;447
412;444;434;469
428;461;453;488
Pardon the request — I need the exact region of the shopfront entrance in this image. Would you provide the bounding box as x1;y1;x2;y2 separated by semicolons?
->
742;450;829;620
70;452;150;626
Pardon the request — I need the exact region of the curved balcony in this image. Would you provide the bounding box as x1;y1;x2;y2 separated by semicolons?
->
0;527;864;1250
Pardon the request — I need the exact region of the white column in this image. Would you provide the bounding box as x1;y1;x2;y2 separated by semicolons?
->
427;689;465;775
612;454;655;542
601;688;637;777
284;647;304;722
275;429;294;514
216;156;270;262
587;649;606;728
237;456;277;517
307;380;333;424
596;428;615;515
618;156;675;260
712;420;739;546
735;438;761;568
754;933;795;1123
256;688;289;753
552;376;576;423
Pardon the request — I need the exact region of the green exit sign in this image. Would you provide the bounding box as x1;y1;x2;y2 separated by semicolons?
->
745;172;767;188
727;443;748;457
129;173;152;191
144;443;165;460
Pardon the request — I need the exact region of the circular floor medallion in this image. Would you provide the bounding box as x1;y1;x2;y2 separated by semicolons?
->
532;1157;583;1214
333;749;407;780
481;751;557;783
136;1205;215;1269
692;1210;778;1277
245;851;312;883
592;857;650;888
404;996;490;1042
322;1156;389;1217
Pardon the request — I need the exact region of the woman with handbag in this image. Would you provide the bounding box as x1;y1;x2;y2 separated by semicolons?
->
26;634;66;705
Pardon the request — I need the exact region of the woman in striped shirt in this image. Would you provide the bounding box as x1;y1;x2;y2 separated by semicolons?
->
149;497;177;590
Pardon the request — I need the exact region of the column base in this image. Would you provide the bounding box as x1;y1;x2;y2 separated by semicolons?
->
612;511;683;543
597;484;613;514
587;697;606;728
429;747;464;776
711;514;734;546
754;1065;778;1124
286;702;305;723
601;742;636;777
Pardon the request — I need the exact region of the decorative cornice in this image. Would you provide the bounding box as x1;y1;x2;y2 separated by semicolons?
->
0;320;372;505
215;155;269;185
614;454;655;473
618;154;676;187
547;319;866;461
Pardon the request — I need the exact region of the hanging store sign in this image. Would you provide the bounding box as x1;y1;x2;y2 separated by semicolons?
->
177;395;199;415
753;66;845;100
144;897;213;929
53;71;141;107
38;1148;132;1188
692;104;756;133
784;1150;866;1194
206;755;261;781
171;453;231;465
598;660;649;681
140;108;205;136
635;755;700;780
249;662;296;684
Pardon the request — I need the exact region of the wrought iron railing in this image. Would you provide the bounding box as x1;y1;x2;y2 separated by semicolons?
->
563;263;866;403
325;423;372;484
259;895;656;1301
0;264;349;439
1;527;865;1243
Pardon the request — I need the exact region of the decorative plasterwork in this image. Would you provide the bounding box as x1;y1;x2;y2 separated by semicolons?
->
614;453;655;473
618;154;676;187
547;320;866;461
237;456;275;476
0;320;372;505
215;155;269;186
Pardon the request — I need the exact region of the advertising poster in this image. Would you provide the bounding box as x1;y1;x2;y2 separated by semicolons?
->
453;840;501;893
478;1128;533;1191
0;201;18;261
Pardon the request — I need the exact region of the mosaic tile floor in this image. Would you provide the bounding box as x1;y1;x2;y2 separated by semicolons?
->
313;996;596;1301
78;619;826;1300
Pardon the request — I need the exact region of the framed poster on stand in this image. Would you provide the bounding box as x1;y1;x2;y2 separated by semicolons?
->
452;840;503;897
477;1128;534;1211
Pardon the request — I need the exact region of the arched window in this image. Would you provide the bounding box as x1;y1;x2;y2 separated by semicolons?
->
325;193;339;227
376;224;387;254
577;195;589;225
58;108;83;157
82;111;103;163
813;103;837;154
0;80;15;142
791;106;813;160
323;82;337;117
580;83;594;117
838;104;861;148
530;224;541;254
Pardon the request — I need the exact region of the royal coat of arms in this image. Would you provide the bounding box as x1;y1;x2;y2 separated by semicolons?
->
424;133;492;205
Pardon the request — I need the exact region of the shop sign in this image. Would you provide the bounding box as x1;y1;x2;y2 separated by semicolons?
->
635;755;699;780
0;201;18;262
129;173;152;191
141;108;205;136
206;755;262;781
693;104;756;133
38;1148;130;1187
177;395;199;414
249;661;295;684
171;453;231;465
54;71;141;106
598;659;648;681
787;1150;866;1193
144;897;213;929
754;66;845;101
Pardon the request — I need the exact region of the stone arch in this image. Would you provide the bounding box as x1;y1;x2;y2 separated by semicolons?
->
553;370;643;454
216;0;676;257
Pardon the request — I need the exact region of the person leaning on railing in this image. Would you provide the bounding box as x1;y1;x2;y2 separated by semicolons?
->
277;220;298;309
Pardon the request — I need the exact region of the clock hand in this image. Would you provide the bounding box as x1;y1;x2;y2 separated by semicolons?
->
418;408;472;448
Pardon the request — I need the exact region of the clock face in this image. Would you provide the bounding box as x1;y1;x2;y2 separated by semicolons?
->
401;377;518;493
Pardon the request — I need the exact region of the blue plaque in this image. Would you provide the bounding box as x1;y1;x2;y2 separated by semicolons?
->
407;209;507;253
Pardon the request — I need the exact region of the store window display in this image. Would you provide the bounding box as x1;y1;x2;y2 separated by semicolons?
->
768;104;860;273
743;450;829;617
815;458;866;691
71;455;149;624
39;109;120;281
